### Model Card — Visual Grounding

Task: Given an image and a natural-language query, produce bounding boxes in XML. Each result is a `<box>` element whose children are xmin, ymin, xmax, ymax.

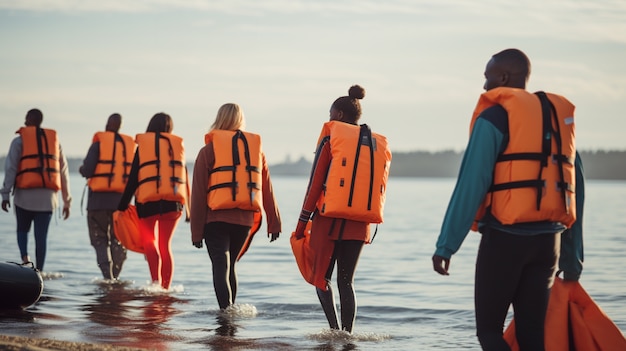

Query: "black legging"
<box><xmin>204</xmin><ymin>221</ymin><xmax>250</xmax><ymax>310</ymax></box>
<box><xmin>316</xmin><ymin>239</ymin><xmax>364</xmax><ymax>333</ymax></box>
<box><xmin>475</xmin><ymin>228</ymin><xmax>559</xmax><ymax>351</ymax></box>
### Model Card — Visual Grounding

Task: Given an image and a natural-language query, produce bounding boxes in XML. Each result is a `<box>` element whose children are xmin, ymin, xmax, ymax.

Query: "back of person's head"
<box><xmin>25</xmin><ymin>108</ymin><xmax>43</xmax><ymax>127</ymax></box>
<box><xmin>332</xmin><ymin>85</ymin><xmax>366</xmax><ymax>124</ymax></box>
<box><xmin>146</xmin><ymin>112</ymin><xmax>173</xmax><ymax>133</ymax></box>
<box><xmin>210</xmin><ymin>103</ymin><xmax>245</xmax><ymax>131</ymax></box>
<box><xmin>492</xmin><ymin>48</ymin><xmax>531</xmax><ymax>85</ymax></box>
<box><xmin>106</xmin><ymin>113</ymin><xmax>122</xmax><ymax>133</ymax></box>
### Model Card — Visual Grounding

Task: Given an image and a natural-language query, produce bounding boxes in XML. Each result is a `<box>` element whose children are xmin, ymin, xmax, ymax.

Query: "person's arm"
<box><xmin>559</xmin><ymin>151</ymin><xmax>584</xmax><ymax>281</ymax></box>
<box><xmin>294</xmin><ymin>140</ymin><xmax>331</xmax><ymax>237</ymax></box>
<box><xmin>261</xmin><ymin>152</ymin><xmax>282</xmax><ymax>239</ymax></box>
<box><xmin>190</xmin><ymin>146</ymin><xmax>210</xmax><ymax>244</ymax></box>
<box><xmin>433</xmin><ymin>106</ymin><xmax>507</xmax><ymax>275</ymax></box>
<box><xmin>434</xmin><ymin>118</ymin><xmax>503</xmax><ymax>259</ymax></box>
<box><xmin>79</xmin><ymin>142</ymin><xmax>100</xmax><ymax>178</ymax></box>
<box><xmin>1</xmin><ymin>137</ymin><xmax>21</xmax><ymax>210</ymax></box>
<box><xmin>58</xmin><ymin>144</ymin><xmax>72</xmax><ymax>219</ymax></box>
<box><xmin>117</xmin><ymin>153</ymin><xmax>139</xmax><ymax>211</ymax></box>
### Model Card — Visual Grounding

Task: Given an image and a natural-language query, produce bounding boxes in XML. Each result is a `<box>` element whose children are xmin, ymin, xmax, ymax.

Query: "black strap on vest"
<box><xmin>36</xmin><ymin>127</ymin><xmax>48</xmax><ymax>185</ymax></box>
<box><xmin>536</xmin><ymin>91</ymin><xmax>571</xmax><ymax>214</ymax></box>
<box><xmin>311</xmin><ymin>136</ymin><xmax>331</xmax><ymax>203</ymax></box>
<box><xmin>137</xmin><ymin>132</ymin><xmax>185</xmax><ymax>193</ymax></box>
<box><xmin>108</xmin><ymin>135</ymin><xmax>117</xmax><ymax>187</ymax></box>
<box><xmin>488</xmin><ymin>92</ymin><xmax>571</xmax><ymax>212</ymax></box>
<box><xmin>137</xmin><ymin>132</ymin><xmax>162</xmax><ymax>192</ymax></box>
<box><xmin>489</xmin><ymin>93</ymin><xmax>551</xmax><ymax>209</ymax></box>
<box><xmin>17</xmin><ymin>127</ymin><xmax>59</xmax><ymax>184</ymax></box>
<box><xmin>347</xmin><ymin>124</ymin><xmax>376</xmax><ymax>210</ymax></box>
<box><xmin>208</xmin><ymin>131</ymin><xmax>260</xmax><ymax>205</ymax></box>
<box><xmin>92</xmin><ymin>133</ymin><xmax>117</xmax><ymax>187</ymax></box>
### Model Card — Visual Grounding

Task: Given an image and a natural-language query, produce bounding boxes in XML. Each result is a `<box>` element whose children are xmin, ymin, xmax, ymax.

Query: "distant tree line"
<box><xmin>266</xmin><ymin>150</ymin><xmax>626</xmax><ymax>180</ymax></box>
<box><xmin>387</xmin><ymin>149</ymin><xmax>626</xmax><ymax>180</ymax></box>
<box><xmin>1</xmin><ymin>149</ymin><xmax>625</xmax><ymax>180</ymax></box>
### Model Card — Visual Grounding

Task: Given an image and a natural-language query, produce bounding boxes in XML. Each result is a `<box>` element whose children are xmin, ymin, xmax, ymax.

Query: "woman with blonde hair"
<box><xmin>190</xmin><ymin>103</ymin><xmax>281</xmax><ymax>310</ymax></box>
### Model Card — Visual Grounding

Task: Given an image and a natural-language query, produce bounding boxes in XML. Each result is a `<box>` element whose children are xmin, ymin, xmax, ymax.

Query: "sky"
<box><xmin>1</xmin><ymin>0</ymin><xmax>625</xmax><ymax>164</ymax></box>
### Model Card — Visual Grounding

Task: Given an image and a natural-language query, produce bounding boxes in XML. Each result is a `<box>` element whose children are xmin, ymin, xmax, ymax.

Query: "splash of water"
<box><xmin>308</xmin><ymin>328</ymin><xmax>392</xmax><ymax>343</ymax></box>
<box><xmin>219</xmin><ymin>303</ymin><xmax>258</xmax><ymax>319</ymax></box>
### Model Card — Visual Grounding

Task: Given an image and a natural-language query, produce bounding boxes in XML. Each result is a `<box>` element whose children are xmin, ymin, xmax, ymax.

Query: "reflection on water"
<box><xmin>81</xmin><ymin>283</ymin><xmax>184</xmax><ymax>351</ymax></box>
<box><xmin>214</xmin><ymin>315</ymin><xmax>238</xmax><ymax>337</ymax></box>
<box><xmin>0</xmin><ymin>308</ymin><xmax>36</xmax><ymax>323</ymax></box>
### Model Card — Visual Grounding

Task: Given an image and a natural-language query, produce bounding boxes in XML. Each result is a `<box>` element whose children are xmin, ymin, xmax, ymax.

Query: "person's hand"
<box><xmin>1</xmin><ymin>200</ymin><xmax>10</xmax><ymax>212</ymax></box>
<box><xmin>432</xmin><ymin>255</ymin><xmax>450</xmax><ymax>275</ymax></box>
<box><xmin>558</xmin><ymin>270</ymin><xmax>580</xmax><ymax>282</ymax></box>
<box><xmin>193</xmin><ymin>241</ymin><xmax>203</xmax><ymax>249</ymax></box>
<box><xmin>294</xmin><ymin>220</ymin><xmax>307</xmax><ymax>239</ymax></box>
<box><xmin>268</xmin><ymin>233</ymin><xmax>279</xmax><ymax>242</ymax></box>
<box><xmin>62</xmin><ymin>206</ymin><xmax>70</xmax><ymax>220</ymax></box>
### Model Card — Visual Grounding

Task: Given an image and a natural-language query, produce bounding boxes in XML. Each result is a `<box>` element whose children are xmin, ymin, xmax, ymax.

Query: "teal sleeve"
<box><xmin>559</xmin><ymin>151</ymin><xmax>585</xmax><ymax>281</ymax></box>
<box><xmin>434</xmin><ymin>118</ymin><xmax>505</xmax><ymax>259</ymax></box>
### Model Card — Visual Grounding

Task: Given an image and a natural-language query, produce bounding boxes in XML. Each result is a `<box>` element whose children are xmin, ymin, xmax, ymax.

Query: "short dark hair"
<box><xmin>492</xmin><ymin>48</ymin><xmax>531</xmax><ymax>81</ymax></box>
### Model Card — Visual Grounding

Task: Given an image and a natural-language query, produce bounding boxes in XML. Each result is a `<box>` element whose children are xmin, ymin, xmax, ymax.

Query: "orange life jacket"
<box><xmin>315</xmin><ymin>121</ymin><xmax>392</xmax><ymax>223</ymax></box>
<box><xmin>135</xmin><ymin>132</ymin><xmax>188</xmax><ymax>204</ymax></box>
<box><xmin>470</xmin><ymin>87</ymin><xmax>576</xmax><ymax>230</ymax></box>
<box><xmin>15</xmin><ymin>126</ymin><xmax>61</xmax><ymax>191</ymax></box>
<box><xmin>88</xmin><ymin>131</ymin><xmax>136</xmax><ymax>193</ymax></box>
<box><xmin>205</xmin><ymin>130</ymin><xmax>263</xmax><ymax>211</ymax></box>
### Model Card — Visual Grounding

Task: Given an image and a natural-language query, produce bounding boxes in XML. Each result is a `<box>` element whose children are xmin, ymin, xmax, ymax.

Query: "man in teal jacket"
<box><xmin>432</xmin><ymin>48</ymin><xmax>584</xmax><ymax>351</ymax></box>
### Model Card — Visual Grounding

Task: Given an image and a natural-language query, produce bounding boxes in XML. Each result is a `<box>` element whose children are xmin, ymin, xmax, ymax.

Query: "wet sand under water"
<box><xmin>0</xmin><ymin>334</ymin><xmax>150</xmax><ymax>351</ymax></box>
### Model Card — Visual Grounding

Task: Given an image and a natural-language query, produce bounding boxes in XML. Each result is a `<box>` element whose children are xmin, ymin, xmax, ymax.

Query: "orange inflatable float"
<box><xmin>290</xmin><ymin>220</ymin><xmax>315</xmax><ymax>285</ymax></box>
<box><xmin>112</xmin><ymin>205</ymin><xmax>143</xmax><ymax>254</ymax></box>
<box><xmin>504</xmin><ymin>276</ymin><xmax>626</xmax><ymax>351</ymax></box>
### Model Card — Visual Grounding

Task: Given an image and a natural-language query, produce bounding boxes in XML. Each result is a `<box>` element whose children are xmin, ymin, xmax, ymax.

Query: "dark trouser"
<box><xmin>87</xmin><ymin>210</ymin><xmax>127</xmax><ymax>279</ymax></box>
<box><xmin>204</xmin><ymin>221</ymin><xmax>250</xmax><ymax>310</ymax></box>
<box><xmin>16</xmin><ymin>206</ymin><xmax>52</xmax><ymax>271</ymax></box>
<box><xmin>475</xmin><ymin>228</ymin><xmax>560</xmax><ymax>351</ymax></box>
<box><xmin>316</xmin><ymin>239</ymin><xmax>364</xmax><ymax>333</ymax></box>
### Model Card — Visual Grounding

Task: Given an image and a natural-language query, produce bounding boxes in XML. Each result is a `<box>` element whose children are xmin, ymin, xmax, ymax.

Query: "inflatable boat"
<box><xmin>0</xmin><ymin>261</ymin><xmax>43</xmax><ymax>309</ymax></box>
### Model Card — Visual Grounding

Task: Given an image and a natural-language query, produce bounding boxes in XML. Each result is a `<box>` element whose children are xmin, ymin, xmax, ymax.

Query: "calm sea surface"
<box><xmin>0</xmin><ymin>174</ymin><xmax>624</xmax><ymax>351</ymax></box>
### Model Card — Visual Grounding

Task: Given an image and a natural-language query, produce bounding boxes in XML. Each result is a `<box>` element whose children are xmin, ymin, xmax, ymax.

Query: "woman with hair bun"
<box><xmin>293</xmin><ymin>85</ymin><xmax>392</xmax><ymax>333</ymax></box>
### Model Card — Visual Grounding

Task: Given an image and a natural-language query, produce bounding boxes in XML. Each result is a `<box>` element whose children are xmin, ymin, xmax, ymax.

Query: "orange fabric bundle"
<box><xmin>290</xmin><ymin>220</ymin><xmax>315</xmax><ymax>285</ymax></box>
<box><xmin>504</xmin><ymin>277</ymin><xmax>626</xmax><ymax>351</ymax></box>
<box><xmin>236</xmin><ymin>211</ymin><xmax>263</xmax><ymax>261</ymax></box>
<box><xmin>112</xmin><ymin>205</ymin><xmax>143</xmax><ymax>253</ymax></box>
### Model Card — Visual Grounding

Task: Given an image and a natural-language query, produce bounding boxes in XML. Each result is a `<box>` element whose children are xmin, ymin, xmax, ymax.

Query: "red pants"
<box><xmin>138</xmin><ymin>211</ymin><xmax>182</xmax><ymax>289</ymax></box>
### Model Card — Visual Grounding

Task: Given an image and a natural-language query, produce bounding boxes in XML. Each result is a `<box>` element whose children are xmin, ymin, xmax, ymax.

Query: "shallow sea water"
<box><xmin>0</xmin><ymin>174</ymin><xmax>624</xmax><ymax>350</ymax></box>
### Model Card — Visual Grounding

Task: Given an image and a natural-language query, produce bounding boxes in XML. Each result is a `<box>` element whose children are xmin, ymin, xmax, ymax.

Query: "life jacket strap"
<box><xmin>314</xmin><ymin>136</ymin><xmax>331</xmax><ymax>198</ymax></box>
<box><xmin>16</xmin><ymin>167</ymin><xmax>59</xmax><ymax>177</ymax></box>
<box><xmin>347</xmin><ymin>124</ymin><xmax>376</xmax><ymax>210</ymax></box>
<box><xmin>553</xmin><ymin>154</ymin><xmax>575</xmax><ymax>165</ymax></box>
<box><xmin>536</xmin><ymin>91</ymin><xmax>570</xmax><ymax>214</ymax></box>
<box><xmin>497</xmin><ymin>152</ymin><xmax>545</xmax><ymax>162</ymax></box>
<box><xmin>490</xmin><ymin>179</ymin><xmax>545</xmax><ymax>192</ymax></box>
<box><xmin>138</xmin><ymin>175</ymin><xmax>161</xmax><ymax>187</ymax></box>
<box><xmin>206</xmin><ymin>131</ymin><xmax>259</xmax><ymax>205</ymax></box>
<box><xmin>208</xmin><ymin>182</ymin><xmax>237</xmax><ymax>192</ymax></box>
